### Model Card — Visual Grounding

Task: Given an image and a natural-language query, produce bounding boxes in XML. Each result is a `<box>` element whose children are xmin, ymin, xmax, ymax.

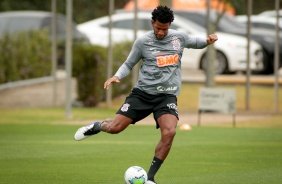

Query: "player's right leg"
<box><xmin>74</xmin><ymin>114</ymin><xmax>132</xmax><ymax>141</ymax></box>
<box><xmin>101</xmin><ymin>115</ymin><xmax>132</xmax><ymax>134</ymax></box>
<box><xmin>74</xmin><ymin>121</ymin><xmax>102</xmax><ymax>141</ymax></box>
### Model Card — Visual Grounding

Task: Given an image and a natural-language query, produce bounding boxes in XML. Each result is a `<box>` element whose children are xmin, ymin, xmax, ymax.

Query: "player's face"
<box><xmin>151</xmin><ymin>20</ymin><xmax>171</xmax><ymax>40</ymax></box>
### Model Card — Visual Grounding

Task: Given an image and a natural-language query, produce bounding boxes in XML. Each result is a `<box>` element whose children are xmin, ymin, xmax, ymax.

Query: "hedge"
<box><xmin>0</xmin><ymin>30</ymin><xmax>51</xmax><ymax>83</ymax></box>
<box><xmin>0</xmin><ymin>30</ymin><xmax>135</xmax><ymax>107</ymax></box>
<box><xmin>72</xmin><ymin>41</ymin><xmax>133</xmax><ymax>107</ymax></box>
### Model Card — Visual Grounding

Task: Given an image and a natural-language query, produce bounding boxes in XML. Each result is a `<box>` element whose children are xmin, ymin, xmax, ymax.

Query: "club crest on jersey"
<box><xmin>121</xmin><ymin>103</ymin><xmax>130</xmax><ymax>112</ymax></box>
<box><xmin>171</xmin><ymin>39</ymin><xmax>181</xmax><ymax>50</ymax></box>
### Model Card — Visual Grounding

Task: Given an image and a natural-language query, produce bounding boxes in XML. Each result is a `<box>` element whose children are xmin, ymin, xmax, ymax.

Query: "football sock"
<box><xmin>147</xmin><ymin>156</ymin><xmax>163</xmax><ymax>181</ymax></box>
<box><xmin>98</xmin><ymin>121</ymin><xmax>105</xmax><ymax>131</ymax></box>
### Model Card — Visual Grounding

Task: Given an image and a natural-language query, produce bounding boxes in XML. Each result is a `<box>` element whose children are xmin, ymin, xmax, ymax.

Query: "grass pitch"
<box><xmin>0</xmin><ymin>123</ymin><xmax>281</xmax><ymax>184</ymax></box>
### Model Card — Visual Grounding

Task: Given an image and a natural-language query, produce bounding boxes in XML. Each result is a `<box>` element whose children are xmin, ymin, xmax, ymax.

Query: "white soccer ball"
<box><xmin>124</xmin><ymin>166</ymin><xmax>148</xmax><ymax>184</ymax></box>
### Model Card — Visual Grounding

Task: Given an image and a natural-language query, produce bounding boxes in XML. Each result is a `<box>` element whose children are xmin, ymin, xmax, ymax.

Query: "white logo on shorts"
<box><xmin>167</xmin><ymin>103</ymin><xmax>178</xmax><ymax>114</ymax></box>
<box><xmin>121</xmin><ymin>103</ymin><xmax>130</xmax><ymax>112</ymax></box>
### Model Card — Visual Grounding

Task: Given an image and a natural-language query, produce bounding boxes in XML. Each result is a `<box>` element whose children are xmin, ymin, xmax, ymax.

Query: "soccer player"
<box><xmin>74</xmin><ymin>5</ymin><xmax>218</xmax><ymax>184</ymax></box>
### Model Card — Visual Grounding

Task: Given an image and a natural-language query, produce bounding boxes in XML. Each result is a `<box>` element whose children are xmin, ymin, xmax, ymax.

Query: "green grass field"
<box><xmin>0</xmin><ymin>120</ymin><xmax>282</xmax><ymax>183</ymax></box>
<box><xmin>0</xmin><ymin>83</ymin><xmax>282</xmax><ymax>183</ymax></box>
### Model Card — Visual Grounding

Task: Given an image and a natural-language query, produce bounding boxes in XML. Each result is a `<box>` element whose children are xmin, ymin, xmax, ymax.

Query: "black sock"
<box><xmin>147</xmin><ymin>156</ymin><xmax>163</xmax><ymax>181</ymax></box>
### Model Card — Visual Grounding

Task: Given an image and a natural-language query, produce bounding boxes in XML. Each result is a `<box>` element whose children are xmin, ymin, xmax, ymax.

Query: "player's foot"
<box><xmin>146</xmin><ymin>180</ymin><xmax>157</xmax><ymax>184</ymax></box>
<box><xmin>74</xmin><ymin>122</ymin><xmax>101</xmax><ymax>141</ymax></box>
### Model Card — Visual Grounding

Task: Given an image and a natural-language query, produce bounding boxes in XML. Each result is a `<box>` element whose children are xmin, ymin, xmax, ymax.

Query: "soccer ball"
<box><xmin>124</xmin><ymin>166</ymin><xmax>148</xmax><ymax>184</ymax></box>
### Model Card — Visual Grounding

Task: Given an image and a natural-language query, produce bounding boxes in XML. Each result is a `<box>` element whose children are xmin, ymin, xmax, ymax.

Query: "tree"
<box><xmin>204</xmin><ymin>0</ymin><xmax>247</xmax><ymax>87</ymax></box>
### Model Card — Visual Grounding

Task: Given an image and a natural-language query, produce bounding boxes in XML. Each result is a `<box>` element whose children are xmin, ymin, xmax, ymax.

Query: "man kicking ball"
<box><xmin>74</xmin><ymin>5</ymin><xmax>218</xmax><ymax>184</ymax></box>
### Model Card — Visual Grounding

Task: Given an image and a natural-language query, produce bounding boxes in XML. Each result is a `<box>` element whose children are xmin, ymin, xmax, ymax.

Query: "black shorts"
<box><xmin>116</xmin><ymin>88</ymin><xmax>179</xmax><ymax>128</ymax></box>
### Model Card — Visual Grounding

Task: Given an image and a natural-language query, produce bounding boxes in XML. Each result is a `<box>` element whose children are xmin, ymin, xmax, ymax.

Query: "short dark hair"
<box><xmin>151</xmin><ymin>5</ymin><xmax>174</xmax><ymax>23</ymax></box>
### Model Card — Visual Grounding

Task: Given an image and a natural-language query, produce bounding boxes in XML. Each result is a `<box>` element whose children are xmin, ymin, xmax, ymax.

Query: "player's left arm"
<box><xmin>181</xmin><ymin>32</ymin><xmax>216</xmax><ymax>49</ymax></box>
<box><xmin>206</xmin><ymin>34</ymin><xmax>218</xmax><ymax>45</ymax></box>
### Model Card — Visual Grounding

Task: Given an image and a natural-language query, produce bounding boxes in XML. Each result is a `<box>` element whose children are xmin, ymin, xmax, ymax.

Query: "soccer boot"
<box><xmin>74</xmin><ymin>122</ymin><xmax>101</xmax><ymax>141</ymax></box>
<box><xmin>146</xmin><ymin>180</ymin><xmax>157</xmax><ymax>184</ymax></box>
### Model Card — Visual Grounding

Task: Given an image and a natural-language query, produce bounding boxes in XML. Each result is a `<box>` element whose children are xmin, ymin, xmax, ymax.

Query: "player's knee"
<box><xmin>161</xmin><ymin>129</ymin><xmax>176</xmax><ymax>149</ymax></box>
<box><xmin>163</xmin><ymin>128</ymin><xmax>176</xmax><ymax>140</ymax></box>
<box><xmin>169</xmin><ymin>129</ymin><xmax>176</xmax><ymax>138</ymax></box>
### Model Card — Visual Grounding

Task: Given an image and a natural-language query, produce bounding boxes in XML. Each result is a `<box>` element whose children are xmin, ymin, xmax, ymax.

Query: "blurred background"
<box><xmin>0</xmin><ymin>0</ymin><xmax>281</xmax><ymax>117</ymax></box>
<box><xmin>0</xmin><ymin>0</ymin><xmax>279</xmax><ymax>23</ymax></box>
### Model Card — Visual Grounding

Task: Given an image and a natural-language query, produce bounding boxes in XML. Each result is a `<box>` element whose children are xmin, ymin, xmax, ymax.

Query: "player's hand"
<box><xmin>104</xmin><ymin>76</ymin><xmax>120</xmax><ymax>89</ymax></box>
<box><xmin>206</xmin><ymin>34</ymin><xmax>218</xmax><ymax>45</ymax></box>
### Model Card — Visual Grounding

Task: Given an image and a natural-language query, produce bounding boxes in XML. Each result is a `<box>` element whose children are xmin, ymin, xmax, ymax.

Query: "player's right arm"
<box><xmin>104</xmin><ymin>37</ymin><xmax>143</xmax><ymax>90</ymax></box>
<box><xmin>104</xmin><ymin>76</ymin><xmax>120</xmax><ymax>89</ymax></box>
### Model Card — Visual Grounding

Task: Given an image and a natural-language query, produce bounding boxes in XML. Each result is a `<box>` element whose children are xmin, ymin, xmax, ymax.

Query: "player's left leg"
<box><xmin>147</xmin><ymin>114</ymin><xmax>178</xmax><ymax>183</ymax></box>
<box><xmin>155</xmin><ymin>114</ymin><xmax>178</xmax><ymax>160</ymax></box>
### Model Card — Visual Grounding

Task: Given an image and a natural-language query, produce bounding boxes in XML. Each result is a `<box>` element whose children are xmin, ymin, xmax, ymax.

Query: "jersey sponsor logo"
<box><xmin>157</xmin><ymin>86</ymin><xmax>178</xmax><ymax>92</ymax></box>
<box><xmin>156</xmin><ymin>54</ymin><xmax>179</xmax><ymax>67</ymax></box>
<box><xmin>121</xmin><ymin>103</ymin><xmax>130</xmax><ymax>112</ymax></box>
<box><xmin>167</xmin><ymin>103</ymin><xmax>178</xmax><ymax>114</ymax></box>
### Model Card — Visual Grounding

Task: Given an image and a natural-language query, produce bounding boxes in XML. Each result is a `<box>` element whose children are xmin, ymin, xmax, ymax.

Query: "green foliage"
<box><xmin>0</xmin><ymin>30</ymin><xmax>51</xmax><ymax>83</ymax></box>
<box><xmin>72</xmin><ymin>41</ymin><xmax>133</xmax><ymax>107</ymax></box>
<box><xmin>111</xmin><ymin>41</ymin><xmax>134</xmax><ymax>98</ymax></box>
<box><xmin>73</xmin><ymin>44</ymin><xmax>107</xmax><ymax>107</ymax></box>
